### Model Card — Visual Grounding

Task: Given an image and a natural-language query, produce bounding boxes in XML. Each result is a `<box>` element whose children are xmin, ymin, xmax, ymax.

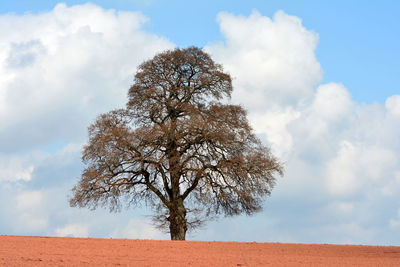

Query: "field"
<box><xmin>0</xmin><ymin>235</ymin><xmax>399</xmax><ymax>266</ymax></box>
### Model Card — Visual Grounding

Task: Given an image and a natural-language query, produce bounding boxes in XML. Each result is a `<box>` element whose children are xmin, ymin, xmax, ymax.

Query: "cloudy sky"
<box><xmin>1</xmin><ymin>0</ymin><xmax>399</xmax><ymax>245</ymax></box>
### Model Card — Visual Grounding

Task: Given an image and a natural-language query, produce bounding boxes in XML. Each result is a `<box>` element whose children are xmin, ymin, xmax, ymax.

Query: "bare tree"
<box><xmin>70</xmin><ymin>47</ymin><xmax>283</xmax><ymax>240</ymax></box>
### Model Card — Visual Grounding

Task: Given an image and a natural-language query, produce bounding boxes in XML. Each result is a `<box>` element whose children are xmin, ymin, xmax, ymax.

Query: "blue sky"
<box><xmin>0</xmin><ymin>1</ymin><xmax>400</xmax><ymax>244</ymax></box>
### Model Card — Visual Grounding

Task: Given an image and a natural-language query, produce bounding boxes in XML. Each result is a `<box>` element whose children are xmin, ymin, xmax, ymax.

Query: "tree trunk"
<box><xmin>169</xmin><ymin>199</ymin><xmax>187</xmax><ymax>240</ymax></box>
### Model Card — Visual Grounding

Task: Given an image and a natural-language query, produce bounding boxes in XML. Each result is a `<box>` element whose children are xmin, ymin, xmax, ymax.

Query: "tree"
<box><xmin>70</xmin><ymin>47</ymin><xmax>283</xmax><ymax>240</ymax></box>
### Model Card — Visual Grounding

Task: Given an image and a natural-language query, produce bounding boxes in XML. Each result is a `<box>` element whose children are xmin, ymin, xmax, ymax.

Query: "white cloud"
<box><xmin>249</xmin><ymin>107</ymin><xmax>300</xmax><ymax>158</ymax></box>
<box><xmin>0</xmin><ymin>151</ymin><xmax>48</xmax><ymax>182</ymax></box>
<box><xmin>0</xmin><ymin>3</ymin><xmax>173</xmax><ymax>153</ymax></box>
<box><xmin>318</xmin><ymin>223</ymin><xmax>378</xmax><ymax>244</ymax></box>
<box><xmin>385</xmin><ymin>95</ymin><xmax>400</xmax><ymax>116</ymax></box>
<box><xmin>206</xmin><ymin>10</ymin><xmax>322</xmax><ymax>109</ymax></box>
<box><xmin>0</xmin><ymin>142</ymin><xmax>81</xmax><ymax>183</ymax></box>
<box><xmin>205</xmin><ymin>10</ymin><xmax>400</xmax><ymax>244</ymax></box>
<box><xmin>13</xmin><ymin>191</ymin><xmax>48</xmax><ymax>232</ymax></box>
<box><xmin>0</xmin><ymin>2</ymin><xmax>173</xmax><ymax>238</ymax></box>
<box><xmin>208</xmin><ymin>8</ymin><xmax>400</xmax><ymax>205</ymax></box>
<box><xmin>16</xmin><ymin>190</ymin><xmax>42</xmax><ymax>210</ymax></box>
<box><xmin>110</xmin><ymin>218</ymin><xmax>168</xmax><ymax>240</ymax></box>
<box><xmin>55</xmin><ymin>223</ymin><xmax>89</xmax><ymax>237</ymax></box>
<box><xmin>311</xmin><ymin>83</ymin><xmax>353</xmax><ymax>121</ymax></box>
<box><xmin>0</xmin><ymin>156</ymin><xmax>34</xmax><ymax>182</ymax></box>
<box><xmin>325</xmin><ymin>141</ymin><xmax>359</xmax><ymax>196</ymax></box>
<box><xmin>326</xmin><ymin>141</ymin><xmax>397</xmax><ymax>196</ymax></box>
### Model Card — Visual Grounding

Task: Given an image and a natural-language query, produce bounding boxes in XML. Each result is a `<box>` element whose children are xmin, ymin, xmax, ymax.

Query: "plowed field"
<box><xmin>0</xmin><ymin>235</ymin><xmax>399</xmax><ymax>266</ymax></box>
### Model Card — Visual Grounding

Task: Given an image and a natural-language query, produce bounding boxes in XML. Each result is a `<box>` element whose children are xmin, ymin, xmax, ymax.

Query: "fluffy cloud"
<box><xmin>204</xmin><ymin>10</ymin><xmax>400</xmax><ymax>245</ymax></box>
<box><xmin>0</xmin><ymin>3</ymin><xmax>173</xmax><ymax>153</ymax></box>
<box><xmin>55</xmin><ymin>223</ymin><xmax>89</xmax><ymax>237</ymax></box>
<box><xmin>385</xmin><ymin>95</ymin><xmax>400</xmax><ymax>116</ymax></box>
<box><xmin>10</xmin><ymin>190</ymin><xmax>49</xmax><ymax>232</ymax></box>
<box><xmin>0</xmin><ymin>155</ymin><xmax>35</xmax><ymax>182</ymax></box>
<box><xmin>206</xmin><ymin>10</ymin><xmax>322</xmax><ymax>109</ymax></box>
<box><xmin>0</xmin><ymin>3</ymin><xmax>173</xmax><ymax>237</ymax></box>
<box><xmin>249</xmin><ymin>107</ymin><xmax>300</xmax><ymax>158</ymax></box>
<box><xmin>312</xmin><ymin>83</ymin><xmax>353</xmax><ymax>119</ymax></box>
<box><xmin>326</xmin><ymin>141</ymin><xmax>397</xmax><ymax>196</ymax></box>
<box><xmin>110</xmin><ymin>218</ymin><xmax>168</xmax><ymax>240</ymax></box>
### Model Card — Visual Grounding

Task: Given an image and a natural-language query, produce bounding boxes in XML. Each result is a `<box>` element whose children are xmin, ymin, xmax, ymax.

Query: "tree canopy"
<box><xmin>70</xmin><ymin>47</ymin><xmax>283</xmax><ymax>240</ymax></box>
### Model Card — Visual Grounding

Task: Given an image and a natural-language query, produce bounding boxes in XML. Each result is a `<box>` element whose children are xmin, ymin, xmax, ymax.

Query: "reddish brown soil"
<box><xmin>0</xmin><ymin>235</ymin><xmax>399</xmax><ymax>266</ymax></box>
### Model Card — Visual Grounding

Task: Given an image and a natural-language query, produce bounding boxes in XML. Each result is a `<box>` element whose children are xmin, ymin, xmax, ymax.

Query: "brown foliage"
<box><xmin>70</xmin><ymin>47</ymin><xmax>283</xmax><ymax>240</ymax></box>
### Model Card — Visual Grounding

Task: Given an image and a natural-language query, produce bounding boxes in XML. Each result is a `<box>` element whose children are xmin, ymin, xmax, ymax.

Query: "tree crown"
<box><xmin>70</xmin><ymin>47</ymin><xmax>283</xmax><ymax>238</ymax></box>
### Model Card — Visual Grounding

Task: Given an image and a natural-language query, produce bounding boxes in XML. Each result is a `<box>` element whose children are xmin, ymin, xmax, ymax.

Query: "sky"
<box><xmin>0</xmin><ymin>0</ymin><xmax>399</xmax><ymax>245</ymax></box>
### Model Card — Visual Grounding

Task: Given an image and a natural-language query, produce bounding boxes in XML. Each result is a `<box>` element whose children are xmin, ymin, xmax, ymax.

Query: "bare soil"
<box><xmin>0</xmin><ymin>235</ymin><xmax>399</xmax><ymax>266</ymax></box>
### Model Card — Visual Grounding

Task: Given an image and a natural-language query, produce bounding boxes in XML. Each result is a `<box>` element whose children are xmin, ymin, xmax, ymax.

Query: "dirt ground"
<box><xmin>0</xmin><ymin>235</ymin><xmax>399</xmax><ymax>266</ymax></box>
